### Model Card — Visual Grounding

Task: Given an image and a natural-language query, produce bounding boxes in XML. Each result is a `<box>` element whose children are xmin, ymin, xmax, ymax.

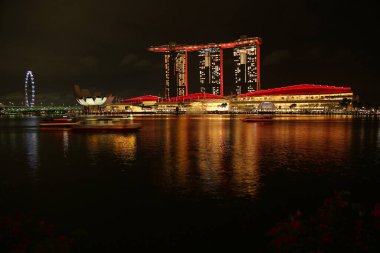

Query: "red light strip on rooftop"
<box><xmin>120</xmin><ymin>95</ymin><xmax>161</xmax><ymax>103</ymax></box>
<box><xmin>148</xmin><ymin>37</ymin><xmax>262</xmax><ymax>52</ymax></box>
<box><xmin>239</xmin><ymin>84</ymin><xmax>352</xmax><ymax>97</ymax></box>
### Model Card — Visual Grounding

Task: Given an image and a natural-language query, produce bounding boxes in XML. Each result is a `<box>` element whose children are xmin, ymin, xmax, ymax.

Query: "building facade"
<box><xmin>230</xmin><ymin>84</ymin><xmax>354</xmax><ymax>112</ymax></box>
<box><xmin>104</xmin><ymin>84</ymin><xmax>354</xmax><ymax>114</ymax></box>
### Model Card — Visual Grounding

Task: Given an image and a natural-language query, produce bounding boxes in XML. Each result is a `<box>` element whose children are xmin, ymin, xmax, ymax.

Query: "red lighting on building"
<box><xmin>239</xmin><ymin>84</ymin><xmax>352</xmax><ymax>97</ymax></box>
<box><xmin>120</xmin><ymin>95</ymin><xmax>161</xmax><ymax>103</ymax></box>
<box><xmin>147</xmin><ymin>38</ymin><xmax>262</xmax><ymax>52</ymax></box>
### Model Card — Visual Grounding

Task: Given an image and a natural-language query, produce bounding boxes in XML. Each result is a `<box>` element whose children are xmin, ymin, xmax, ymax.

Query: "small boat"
<box><xmin>39</xmin><ymin>117</ymin><xmax>80</xmax><ymax>127</ymax></box>
<box><xmin>71</xmin><ymin>118</ymin><xmax>141</xmax><ymax>132</ymax></box>
<box><xmin>241</xmin><ymin>116</ymin><xmax>274</xmax><ymax>122</ymax></box>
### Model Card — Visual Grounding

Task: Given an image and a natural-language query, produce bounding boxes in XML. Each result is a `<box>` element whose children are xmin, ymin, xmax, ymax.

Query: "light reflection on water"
<box><xmin>378</xmin><ymin>124</ymin><xmax>380</xmax><ymax>149</ymax></box>
<box><xmin>259</xmin><ymin>119</ymin><xmax>353</xmax><ymax>173</ymax></box>
<box><xmin>158</xmin><ymin>117</ymin><xmax>258</xmax><ymax>198</ymax></box>
<box><xmin>63</xmin><ymin>130</ymin><xmax>69</xmax><ymax>157</ymax></box>
<box><xmin>1</xmin><ymin>115</ymin><xmax>380</xmax><ymax>251</ymax></box>
<box><xmin>112</xmin><ymin>134</ymin><xmax>137</xmax><ymax>164</ymax></box>
<box><xmin>25</xmin><ymin>130</ymin><xmax>39</xmax><ymax>174</ymax></box>
<box><xmin>84</xmin><ymin>133</ymin><xmax>137</xmax><ymax>166</ymax></box>
<box><xmin>0</xmin><ymin>115</ymin><xmax>379</xmax><ymax>200</ymax></box>
<box><xmin>230</xmin><ymin>120</ymin><xmax>260</xmax><ymax>198</ymax></box>
<box><xmin>144</xmin><ymin>115</ymin><xmax>363</xmax><ymax>198</ymax></box>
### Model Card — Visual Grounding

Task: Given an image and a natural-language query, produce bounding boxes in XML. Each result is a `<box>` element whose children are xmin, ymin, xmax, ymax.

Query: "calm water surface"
<box><xmin>0</xmin><ymin>115</ymin><xmax>379</xmax><ymax>250</ymax></box>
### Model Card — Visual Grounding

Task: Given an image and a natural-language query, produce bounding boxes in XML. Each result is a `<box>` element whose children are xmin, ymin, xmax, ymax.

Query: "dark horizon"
<box><xmin>1</xmin><ymin>0</ymin><xmax>379</xmax><ymax>106</ymax></box>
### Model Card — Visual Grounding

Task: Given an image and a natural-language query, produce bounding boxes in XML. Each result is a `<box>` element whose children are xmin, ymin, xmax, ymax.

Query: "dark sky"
<box><xmin>1</xmin><ymin>0</ymin><xmax>379</xmax><ymax>106</ymax></box>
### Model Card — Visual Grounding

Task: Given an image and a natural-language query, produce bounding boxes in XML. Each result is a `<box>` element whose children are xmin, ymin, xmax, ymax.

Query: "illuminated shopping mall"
<box><xmin>104</xmin><ymin>84</ymin><xmax>354</xmax><ymax>113</ymax></box>
<box><xmin>230</xmin><ymin>84</ymin><xmax>354</xmax><ymax>112</ymax></box>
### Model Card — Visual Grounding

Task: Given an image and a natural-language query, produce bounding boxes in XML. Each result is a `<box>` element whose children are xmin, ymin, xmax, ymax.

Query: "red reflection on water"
<box><xmin>153</xmin><ymin>115</ymin><xmax>354</xmax><ymax>198</ymax></box>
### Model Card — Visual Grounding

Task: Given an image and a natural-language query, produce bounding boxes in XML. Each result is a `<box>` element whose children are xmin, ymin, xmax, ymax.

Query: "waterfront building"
<box><xmin>102</xmin><ymin>84</ymin><xmax>354</xmax><ymax>114</ymax></box>
<box><xmin>199</xmin><ymin>48</ymin><xmax>222</xmax><ymax>95</ymax></box>
<box><xmin>105</xmin><ymin>95</ymin><xmax>160</xmax><ymax>113</ymax></box>
<box><xmin>146</xmin><ymin>37</ymin><xmax>357</xmax><ymax>113</ymax></box>
<box><xmin>156</xmin><ymin>93</ymin><xmax>228</xmax><ymax>113</ymax></box>
<box><xmin>148</xmin><ymin>36</ymin><xmax>262</xmax><ymax>98</ymax></box>
<box><xmin>73</xmin><ymin>85</ymin><xmax>114</xmax><ymax>112</ymax></box>
<box><xmin>231</xmin><ymin>84</ymin><xmax>354</xmax><ymax>112</ymax></box>
<box><xmin>233</xmin><ymin>44</ymin><xmax>259</xmax><ymax>94</ymax></box>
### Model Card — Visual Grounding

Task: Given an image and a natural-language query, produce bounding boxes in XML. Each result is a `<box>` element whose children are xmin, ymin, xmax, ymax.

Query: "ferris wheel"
<box><xmin>24</xmin><ymin>71</ymin><xmax>35</xmax><ymax>107</ymax></box>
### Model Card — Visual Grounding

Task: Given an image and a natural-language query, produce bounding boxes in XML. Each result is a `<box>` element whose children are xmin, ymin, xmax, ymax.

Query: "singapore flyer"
<box><xmin>24</xmin><ymin>70</ymin><xmax>36</xmax><ymax>107</ymax></box>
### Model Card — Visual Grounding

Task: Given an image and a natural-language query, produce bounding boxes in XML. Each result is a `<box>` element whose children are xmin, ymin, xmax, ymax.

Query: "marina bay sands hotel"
<box><xmin>76</xmin><ymin>36</ymin><xmax>354</xmax><ymax>113</ymax></box>
<box><xmin>148</xmin><ymin>36</ymin><xmax>261</xmax><ymax>98</ymax></box>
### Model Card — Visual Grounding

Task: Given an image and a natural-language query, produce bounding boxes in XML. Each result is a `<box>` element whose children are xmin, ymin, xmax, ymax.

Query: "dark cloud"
<box><xmin>119</xmin><ymin>53</ymin><xmax>152</xmax><ymax>69</ymax></box>
<box><xmin>80</xmin><ymin>56</ymin><xmax>99</xmax><ymax>69</ymax></box>
<box><xmin>0</xmin><ymin>0</ymin><xmax>379</xmax><ymax>105</ymax></box>
<box><xmin>263</xmin><ymin>50</ymin><xmax>292</xmax><ymax>66</ymax></box>
<box><xmin>119</xmin><ymin>54</ymin><xmax>139</xmax><ymax>67</ymax></box>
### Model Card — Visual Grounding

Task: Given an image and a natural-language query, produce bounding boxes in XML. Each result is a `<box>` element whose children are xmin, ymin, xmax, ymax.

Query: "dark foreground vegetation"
<box><xmin>268</xmin><ymin>191</ymin><xmax>380</xmax><ymax>252</ymax></box>
<box><xmin>2</xmin><ymin>187</ymin><xmax>380</xmax><ymax>252</ymax></box>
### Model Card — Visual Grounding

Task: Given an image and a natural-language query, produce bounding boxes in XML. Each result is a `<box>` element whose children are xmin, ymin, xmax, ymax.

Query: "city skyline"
<box><xmin>0</xmin><ymin>0</ymin><xmax>379</xmax><ymax>106</ymax></box>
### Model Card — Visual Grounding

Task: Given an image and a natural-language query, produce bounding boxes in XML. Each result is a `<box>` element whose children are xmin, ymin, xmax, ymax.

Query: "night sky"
<box><xmin>0</xmin><ymin>0</ymin><xmax>379</xmax><ymax>106</ymax></box>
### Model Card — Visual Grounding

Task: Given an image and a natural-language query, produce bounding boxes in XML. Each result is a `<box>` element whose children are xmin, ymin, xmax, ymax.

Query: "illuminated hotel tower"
<box><xmin>199</xmin><ymin>48</ymin><xmax>221</xmax><ymax>95</ymax></box>
<box><xmin>164</xmin><ymin>51</ymin><xmax>188</xmax><ymax>99</ymax></box>
<box><xmin>233</xmin><ymin>44</ymin><xmax>259</xmax><ymax>94</ymax></box>
<box><xmin>149</xmin><ymin>36</ymin><xmax>261</xmax><ymax>98</ymax></box>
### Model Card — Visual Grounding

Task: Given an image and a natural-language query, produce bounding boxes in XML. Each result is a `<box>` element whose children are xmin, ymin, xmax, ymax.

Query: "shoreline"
<box><xmin>1</xmin><ymin>110</ymin><xmax>380</xmax><ymax>117</ymax></box>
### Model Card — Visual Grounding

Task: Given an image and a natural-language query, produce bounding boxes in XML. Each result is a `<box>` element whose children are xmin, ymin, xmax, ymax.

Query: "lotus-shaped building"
<box><xmin>73</xmin><ymin>85</ymin><xmax>114</xmax><ymax>106</ymax></box>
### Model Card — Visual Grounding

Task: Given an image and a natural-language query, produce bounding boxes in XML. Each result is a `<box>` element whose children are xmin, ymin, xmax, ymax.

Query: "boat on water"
<box><xmin>39</xmin><ymin>117</ymin><xmax>80</xmax><ymax>127</ymax></box>
<box><xmin>241</xmin><ymin>116</ymin><xmax>274</xmax><ymax>122</ymax></box>
<box><xmin>71</xmin><ymin>117</ymin><xmax>141</xmax><ymax>132</ymax></box>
